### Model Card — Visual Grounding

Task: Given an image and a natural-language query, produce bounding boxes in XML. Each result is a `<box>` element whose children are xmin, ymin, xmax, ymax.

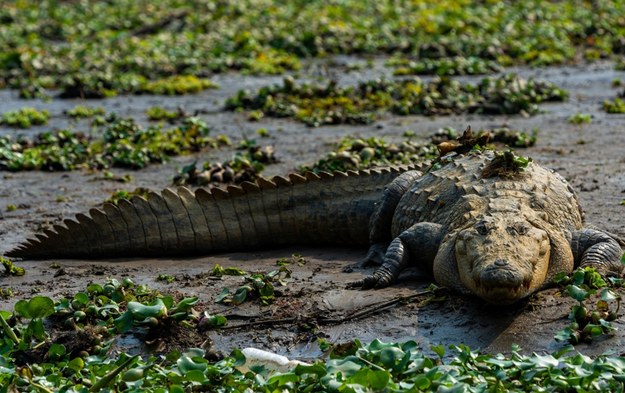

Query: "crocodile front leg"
<box><xmin>571</xmin><ymin>228</ymin><xmax>624</xmax><ymax>276</ymax></box>
<box><xmin>351</xmin><ymin>222</ymin><xmax>444</xmax><ymax>288</ymax></box>
<box><xmin>358</xmin><ymin>170</ymin><xmax>423</xmax><ymax>268</ymax></box>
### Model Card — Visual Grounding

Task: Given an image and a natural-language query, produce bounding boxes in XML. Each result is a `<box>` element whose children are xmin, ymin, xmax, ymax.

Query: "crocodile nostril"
<box><xmin>494</xmin><ymin>259</ymin><xmax>508</xmax><ymax>266</ymax></box>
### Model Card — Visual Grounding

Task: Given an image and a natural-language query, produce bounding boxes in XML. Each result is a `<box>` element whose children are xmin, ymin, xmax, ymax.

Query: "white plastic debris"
<box><xmin>237</xmin><ymin>347</ymin><xmax>310</xmax><ymax>374</ymax></box>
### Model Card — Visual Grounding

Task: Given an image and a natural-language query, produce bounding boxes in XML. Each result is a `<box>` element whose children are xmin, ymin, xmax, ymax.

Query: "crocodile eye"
<box><xmin>476</xmin><ymin>222</ymin><xmax>488</xmax><ymax>235</ymax></box>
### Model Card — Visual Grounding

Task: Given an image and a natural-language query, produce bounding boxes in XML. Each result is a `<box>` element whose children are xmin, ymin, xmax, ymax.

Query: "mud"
<box><xmin>1</xmin><ymin>59</ymin><xmax>624</xmax><ymax>360</ymax></box>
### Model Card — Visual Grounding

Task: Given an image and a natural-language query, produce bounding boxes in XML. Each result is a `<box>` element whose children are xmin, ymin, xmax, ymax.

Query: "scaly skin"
<box><xmin>354</xmin><ymin>151</ymin><xmax>623</xmax><ymax>304</ymax></box>
<box><xmin>7</xmin><ymin>152</ymin><xmax>623</xmax><ymax>304</ymax></box>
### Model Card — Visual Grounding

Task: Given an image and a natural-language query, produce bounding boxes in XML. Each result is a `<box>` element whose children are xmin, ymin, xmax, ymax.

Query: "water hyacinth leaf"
<box><xmin>267</xmin><ymin>373</ymin><xmax>300</xmax><ymax>386</ymax></box>
<box><xmin>568</xmin><ymin>285</ymin><xmax>589</xmax><ymax>302</ymax></box>
<box><xmin>87</xmin><ymin>283</ymin><xmax>102</xmax><ymax>295</ymax></box>
<box><xmin>233</xmin><ymin>286</ymin><xmax>251</xmax><ymax>305</ymax></box>
<box><xmin>161</xmin><ymin>296</ymin><xmax>175</xmax><ymax>309</ymax></box>
<box><xmin>327</xmin><ymin>358</ymin><xmax>363</xmax><ymax>377</ymax></box>
<box><xmin>177</xmin><ymin>354</ymin><xmax>208</xmax><ymax>374</ymax></box>
<box><xmin>572</xmin><ymin>269</ymin><xmax>586</xmax><ymax>286</ymax></box>
<box><xmin>185</xmin><ymin>369</ymin><xmax>207</xmax><ymax>383</ymax></box>
<box><xmin>348</xmin><ymin>368</ymin><xmax>391</xmax><ymax>390</ymax></box>
<box><xmin>214</xmin><ymin>288</ymin><xmax>230</xmax><ymax>304</ymax></box>
<box><xmin>28</xmin><ymin>318</ymin><xmax>47</xmax><ymax>341</ymax></box>
<box><xmin>169</xmin><ymin>297</ymin><xmax>198</xmax><ymax>314</ymax></box>
<box><xmin>601</xmin><ymin>288</ymin><xmax>619</xmax><ymax>302</ymax></box>
<box><xmin>431</xmin><ymin>344</ymin><xmax>445</xmax><ymax>358</ymax></box>
<box><xmin>114</xmin><ymin>311</ymin><xmax>135</xmax><ymax>333</ymax></box>
<box><xmin>206</xmin><ymin>314</ymin><xmax>227</xmax><ymax>327</ymax></box>
<box><xmin>413</xmin><ymin>374</ymin><xmax>432</xmax><ymax>390</ymax></box>
<box><xmin>27</xmin><ymin>296</ymin><xmax>55</xmax><ymax>319</ymax></box>
<box><xmin>14</xmin><ymin>299</ymin><xmax>30</xmax><ymax>318</ymax></box>
<box><xmin>378</xmin><ymin>346</ymin><xmax>406</xmax><ymax>369</ymax></box>
<box><xmin>231</xmin><ymin>348</ymin><xmax>246</xmax><ymax>366</ymax></box>
<box><xmin>294</xmin><ymin>363</ymin><xmax>327</xmax><ymax>377</ymax></box>
<box><xmin>48</xmin><ymin>343</ymin><xmax>66</xmax><ymax>359</ymax></box>
<box><xmin>127</xmin><ymin>298</ymin><xmax>167</xmax><ymax>320</ymax></box>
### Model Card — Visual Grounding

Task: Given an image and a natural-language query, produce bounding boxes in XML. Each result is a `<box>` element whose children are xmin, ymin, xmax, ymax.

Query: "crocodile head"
<box><xmin>454</xmin><ymin>215</ymin><xmax>551</xmax><ymax>304</ymax></box>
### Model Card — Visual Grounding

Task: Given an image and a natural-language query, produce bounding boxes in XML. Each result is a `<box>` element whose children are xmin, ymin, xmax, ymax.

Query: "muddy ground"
<box><xmin>0</xmin><ymin>59</ymin><xmax>624</xmax><ymax>360</ymax></box>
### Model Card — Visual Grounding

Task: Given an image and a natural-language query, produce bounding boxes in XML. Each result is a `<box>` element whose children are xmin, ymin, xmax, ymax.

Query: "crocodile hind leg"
<box><xmin>350</xmin><ymin>222</ymin><xmax>444</xmax><ymax>288</ymax></box>
<box><xmin>353</xmin><ymin>170</ymin><xmax>423</xmax><ymax>269</ymax></box>
<box><xmin>571</xmin><ymin>228</ymin><xmax>624</xmax><ymax>276</ymax></box>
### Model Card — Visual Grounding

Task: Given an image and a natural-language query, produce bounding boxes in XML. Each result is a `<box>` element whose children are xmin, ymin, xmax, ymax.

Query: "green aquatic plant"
<box><xmin>227</xmin><ymin>74</ymin><xmax>567</xmax><ymax>126</ymax></box>
<box><xmin>66</xmin><ymin>105</ymin><xmax>105</xmax><ymax>118</ymax></box>
<box><xmin>391</xmin><ymin>56</ymin><xmax>502</xmax><ymax>76</ymax></box>
<box><xmin>0</xmin><ymin>117</ymin><xmax>222</xmax><ymax>171</ymax></box>
<box><xmin>1</xmin><ymin>107</ymin><xmax>49</xmax><ymax>128</ymax></box>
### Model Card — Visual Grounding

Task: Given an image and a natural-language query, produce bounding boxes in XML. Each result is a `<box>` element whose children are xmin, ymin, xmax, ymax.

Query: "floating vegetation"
<box><xmin>174</xmin><ymin>139</ymin><xmax>277</xmax><ymax>186</ymax></box>
<box><xmin>554</xmin><ymin>267</ymin><xmax>622</xmax><ymax>344</ymax></box>
<box><xmin>391</xmin><ymin>56</ymin><xmax>502</xmax><ymax>76</ymax></box>
<box><xmin>303</xmin><ymin>126</ymin><xmax>537</xmax><ymax>173</ymax></box>
<box><xmin>65</xmin><ymin>105</ymin><xmax>105</xmax><ymax>119</ymax></box>
<box><xmin>2</xmin><ymin>0</ymin><xmax>625</xmax><ymax>98</ymax></box>
<box><xmin>568</xmin><ymin>113</ymin><xmax>592</xmax><ymax>124</ymax></box>
<box><xmin>603</xmin><ymin>97</ymin><xmax>625</xmax><ymax>113</ymax></box>
<box><xmin>1</xmin><ymin>256</ymin><xmax>25</xmax><ymax>276</ymax></box>
<box><xmin>145</xmin><ymin>106</ymin><xmax>186</xmax><ymax>122</ymax></box>
<box><xmin>0</xmin><ymin>117</ymin><xmax>225</xmax><ymax>171</ymax></box>
<box><xmin>59</xmin><ymin>73</ymin><xmax>218</xmax><ymax>98</ymax></box>
<box><xmin>214</xmin><ymin>267</ymin><xmax>291</xmax><ymax>306</ymax></box>
<box><xmin>1</xmin><ymin>107</ymin><xmax>49</xmax><ymax>128</ymax></box>
<box><xmin>226</xmin><ymin>74</ymin><xmax>567</xmax><ymax>126</ymax></box>
<box><xmin>139</xmin><ymin>75</ymin><xmax>218</xmax><ymax>95</ymax></box>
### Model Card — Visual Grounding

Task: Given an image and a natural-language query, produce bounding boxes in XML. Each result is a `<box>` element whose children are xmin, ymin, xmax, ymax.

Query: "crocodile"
<box><xmin>7</xmin><ymin>151</ymin><xmax>623</xmax><ymax>304</ymax></box>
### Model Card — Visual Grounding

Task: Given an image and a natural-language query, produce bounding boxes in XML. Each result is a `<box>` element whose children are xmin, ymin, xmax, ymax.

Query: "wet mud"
<box><xmin>1</xmin><ymin>59</ymin><xmax>624</xmax><ymax>359</ymax></box>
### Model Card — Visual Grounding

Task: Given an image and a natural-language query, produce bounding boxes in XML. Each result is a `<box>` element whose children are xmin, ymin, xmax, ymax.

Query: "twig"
<box><xmin>216</xmin><ymin>289</ymin><xmax>434</xmax><ymax>331</ymax></box>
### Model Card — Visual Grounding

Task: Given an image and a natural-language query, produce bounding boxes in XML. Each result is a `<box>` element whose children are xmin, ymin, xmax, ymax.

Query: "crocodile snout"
<box><xmin>479</xmin><ymin>262</ymin><xmax>524</xmax><ymax>289</ymax></box>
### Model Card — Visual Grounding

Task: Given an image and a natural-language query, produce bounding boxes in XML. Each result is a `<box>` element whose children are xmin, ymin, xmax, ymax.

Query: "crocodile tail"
<box><xmin>7</xmin><ymin>166</ymin><xmax>420</xmax><ymax>259</ymax></box>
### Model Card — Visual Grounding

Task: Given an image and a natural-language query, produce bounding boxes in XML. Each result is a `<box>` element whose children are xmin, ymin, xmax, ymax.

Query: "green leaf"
<box><xmin>206</xmin><ymin>314</ymin><xmax>227</xmax><ymax>327</ymax></box>
<box><xmin>48</xmin><ymin>343</ymin><xmax>66</xmax><ymax>359</ymax></box>
<box><xmin>73</xmin><ymin>292</ymin><xmax>89</xmax><ymax>305</ymax></box>
<box><xmin>572</xmin><ymin>269</ymin><xmax>586</xmax><ymax>286</ymax></box>
<box><xmin>27</xmin><ymin>296</ymin><xmax>55</xmax><ymax>319</ymax></box>
<box><xmin>378</xmin><ymin>347</ymin><xmax>405</xmax><ymax>369</ymax></box>
<box><xmin>413</xmin><ymin>374</ymin><xmax>432</xmax><ymax>390</ymax></box>
<box><xmin>114</xmin><ymin>311</ymin><xmax>135</xmax><ymax>333</ymax></box>
<box><xmin>68</xmin><ymin>357</ymin><xmax>85</xmax><ymax>372</ymax></box>
<box><xmin>431</xmin><ymin>344</ymin><xmax>445</xmax><ymax>358</ymax></box>
<box><xmin>294</xmin><ymin>363</ymin><xmax>327</xmax><ymax>377</ymax></box>
<box><xmin>185</xmin><ymin>369</ymin><xmax>207</xmax><ymax>383</ymax></box>
<box><xmin>177</xmin><ymin>354</ymin><xmax>208</xmax><ymax>374</ymax></box>
<box><xmin>127</xmin><ymin>298</ymin><xmax>167</xmax><ymax>320</ymax></box>
<box><xmin>601</xmin><ymin>288</ymin><xmax>619</xmax><ymax>302</ymax></box>
<box><xmin>231</xmin><ymin>349</ymin><xmax>246</xmax><ymax>367</ymax></box>
<box><xmin>169</xmin><ymin>297</ymin><xmax>198</xmax><ymax>314</ymax></box>
<box><xmin>27</xmin><ymin>318</ymin><xmax>46</xmax><ymax>341</ymax></box>
<box><xmin>554</xmin><ymin>327</ymin><xmax>574</xmax><ymax>342</ymax></box>
<box><xmin>267</xmin><ymin>373</ymin><xmax>300</xmax><ymax>386</ymax></box>
<box><xmin>567</xmin><ymin>285</ymin><xmax>589</xmax><ymax>302</ymax></box>
<box><xmin>214</xmin><ymin>288</ymin><xmax>230</xmax><ymax>303</ymax></box>
<box><xmin>233</xmin><ymin>287</ymin><xmax>250</xmax><ymax>305</ymax></box>
<box><xmin>14</xmin><ymin>299</ymin><xmax>30</xmax><ymax>318</ymax></box>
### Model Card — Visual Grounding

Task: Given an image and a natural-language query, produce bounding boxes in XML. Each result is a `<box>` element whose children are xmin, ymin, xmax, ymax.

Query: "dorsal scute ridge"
<box><xmin>240</xmin><ymin>181</ymin><xmax>261</xmax><ymax>193</ymax></box>
<box><xmin>272</xmin><ymin>175</ymin><xmax>292</xmax><ymax>186</ymax></box>
<box><xmin>226</xmin><ymin>185</ymin><xmax>245</xmax><ymax>197</ymax></box>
